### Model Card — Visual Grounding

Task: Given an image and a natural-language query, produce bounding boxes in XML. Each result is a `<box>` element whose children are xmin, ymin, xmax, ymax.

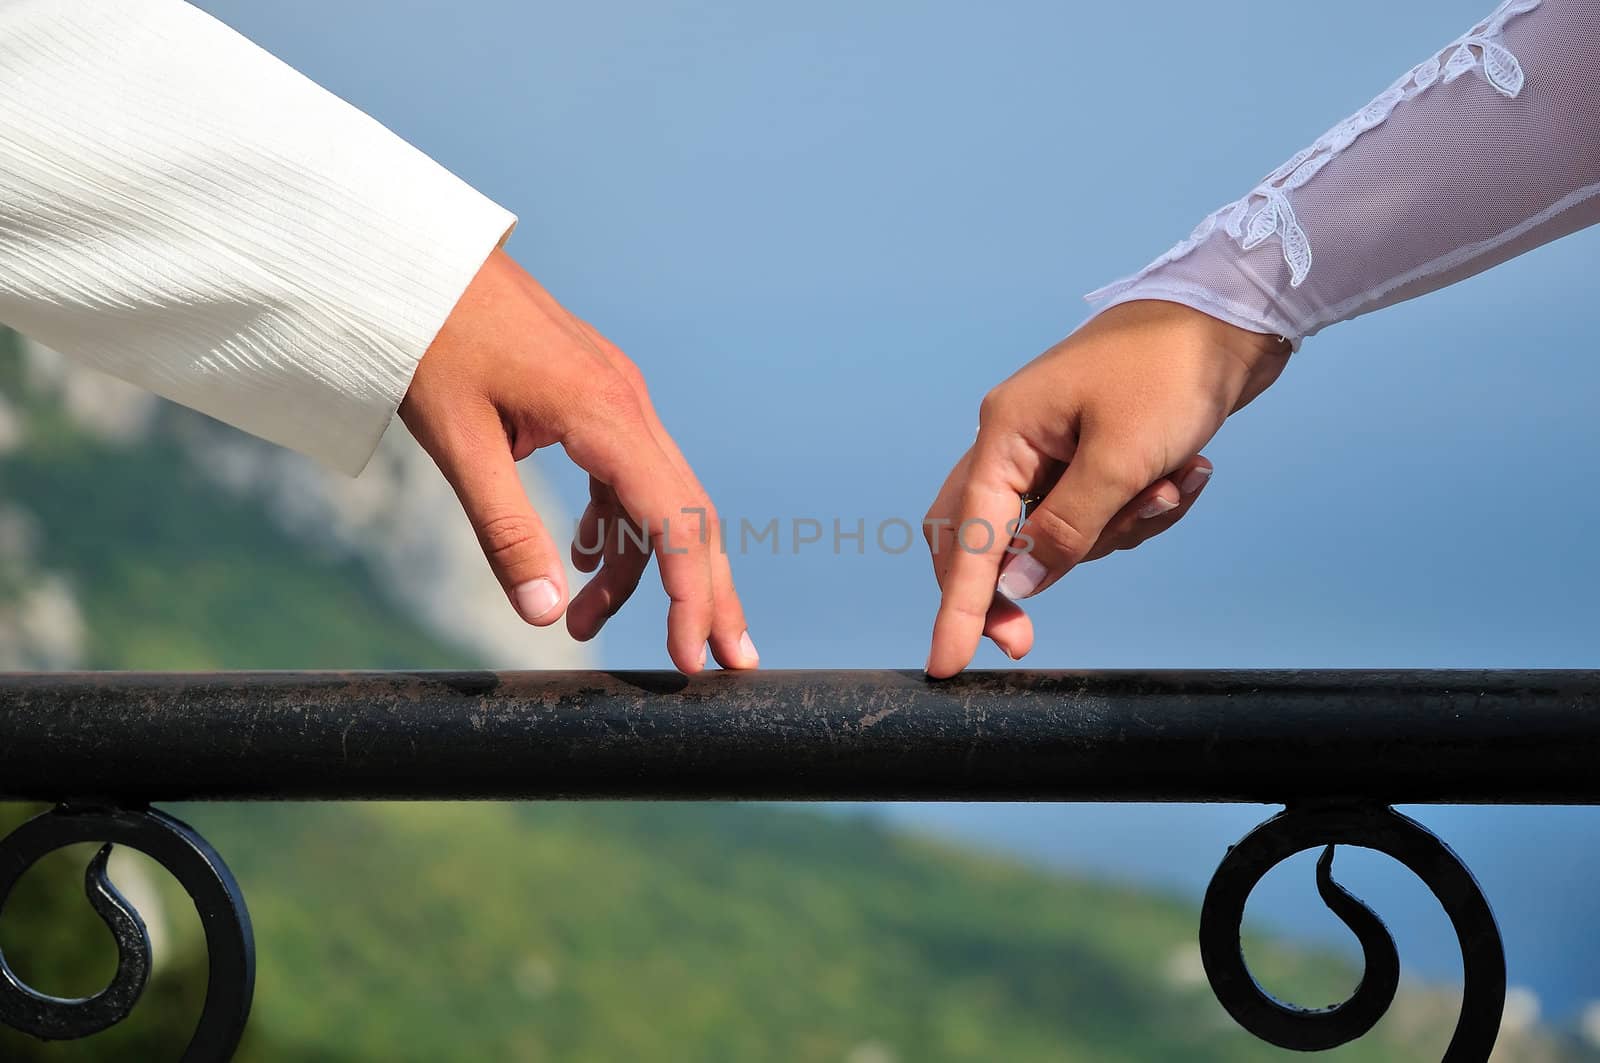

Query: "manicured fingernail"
<box><xmin>997</xmin><ymin>553</ymin><xmax>1047</xmax><ymax>600</ymax></box>
<box><xmin>513</xmin><ymin>578</ymin><xmax>560</xmax><ymax>622</ymax></box>
<box><xmin>739</xmin><ymin>630</ymin><xmax>759</xmax><ymax>663</ymax></box>
<box><xmin>1180</xmin><ymin>465</ymin><xmax>1214</xmax><ymax>495</ymax></box>
<box><xmin>1138</xmin><ymin>496</ymin><xmax>1179</xmax><ymax>519</ymax></box>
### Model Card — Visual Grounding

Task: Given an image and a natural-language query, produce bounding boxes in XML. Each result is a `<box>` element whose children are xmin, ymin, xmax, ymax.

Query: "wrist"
<box><xmin>1209</xmin><ymin>315</ymin><xmax>1292</xmax><ymax>375</ymax></box>
<box><xmin>1109</xmin><ymin>298</ymin><xmax>1291</xmax><ymax>373</ymax></box>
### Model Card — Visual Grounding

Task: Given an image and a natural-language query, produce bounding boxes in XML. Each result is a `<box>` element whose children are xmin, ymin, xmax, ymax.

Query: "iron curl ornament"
<box><xmin>1199</xmin><ymin>803</ymin><xmax>1505</xmax><ymax>1061</ymax></box>
<box><xmin>0</xmin><ymin>804</ymin><xmax>254</xmax><ymax>1063</ymax></box>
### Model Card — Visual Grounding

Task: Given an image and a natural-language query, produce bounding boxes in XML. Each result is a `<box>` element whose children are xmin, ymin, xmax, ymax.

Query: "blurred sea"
<box><xmin>854</xmin><ymin>803</ymin><xmax>1600</xmax><ymax>1025</ymax></box>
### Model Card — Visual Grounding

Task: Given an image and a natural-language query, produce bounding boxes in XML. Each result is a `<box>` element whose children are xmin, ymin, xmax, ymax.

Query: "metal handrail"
<box><xmin>4</xmin><ymin>669</ymin><xmax>1590</xmax><ymax>1062</ymax></box>
<box><xmin>2</xmin><ymin>669</ymin><xmax>1598</xmax><ymax>803</ymax></box>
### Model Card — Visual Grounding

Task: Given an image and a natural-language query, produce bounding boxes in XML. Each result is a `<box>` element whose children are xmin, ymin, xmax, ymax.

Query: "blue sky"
<box><xmin>202</xmin><ymin>0</ymin><xmax>1600</xmax><ymax>1020</ymax></box>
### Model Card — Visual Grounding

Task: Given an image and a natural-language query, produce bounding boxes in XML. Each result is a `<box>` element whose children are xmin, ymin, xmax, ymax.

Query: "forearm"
<box><xmin>0</xmin><ymin>0</ymin><xmax>513</xmax><ymax>474</ymax></box>
<box><xmin>1086</xmin><ymin>0</ymin><xmax>1600</xmax><ymax>346</ymax></box>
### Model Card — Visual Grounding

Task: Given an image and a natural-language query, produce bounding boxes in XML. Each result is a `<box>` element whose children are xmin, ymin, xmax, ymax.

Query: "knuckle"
<box><xmin>700</xmin><ymin>510</ymin><xmax>723</xmax><ymax>548</ymax></box>
<box><xmin>1097</xmin><ymin>522</ymin><xmax>1133</xmax><ymax>553</ymax></box>
<box><xmin>475</xmin><ymin>513</ymin><xmax>544</xmax><ymax>564</ymax></box>
<box><xmin>977</xmin><ymin>386</ymin><xmax>1011</xmax><ymax>426</ymax></box>
<box><xmin>613</xmin><ymin>355</ymin><xmax>649</xmax><ymax>395</ymax></box>
<box><xmin>1095</xmin><ymin>452</ymin><xmax>1155</xmax><ymax>497</ymax></box>
<box><xmin>1029</xmin><ymin>506</ymin><xmax>1093</xmax><ymax>560</ymax></box>
<box><xmin>657</xmin><ymin>521</ymin><xmax>706</xmax><ymax>561</ymax></box>
<box><xmin>435</xmin><ymin>403</ymin><xmax>508</xmax><ymax>457</ymax></box>
<box><xmin>590</xmin><ymin>371</ymin><xmax>644</xmax><ymax>420</ymax></box>
<box><xmin>939</xmin><ymin>597</ymin><xmax>991</xmax><ymax>623</ymax></box>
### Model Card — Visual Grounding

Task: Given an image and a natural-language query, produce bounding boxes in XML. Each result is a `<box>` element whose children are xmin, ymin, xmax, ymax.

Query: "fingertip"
<box><xmin>984</xmin><ymin>601</ymin><xmax>1034</xmax><ymax>661</ymax></box>
<box><xmin>1136</xmin><ymin>484</ymin><xmax>1181</xmax><ymax>519</ymax></box>
<box><xmin>997</xmin><ymin>553</ymin><xmax>1049</xmax><ymax>601</ymax></box>
<box><xmin>672</xmin><ymin>643</ymin><xmax>707</xmax><ymax>675</ymax></box>
<box><xmin>711</xmin><ymin>629</ymin><xmax>760</xmax><ymax>670</ymax></box>
<box><xmin>923</xmin><ymin>645</ymin><xmax>969</xmax><ymax>680</ymax></box>
<box><xmin>667</xmin><ymin>627</ymin><xmax>711</xmax><ymax>675</ymax></box>
<box><xmin>565</xmin><ymin>582</ymin><xmax>600</xmax><ymax>641</ymax></box>
<box><xmin>1179</xmin><ymin>461</ymin><xmax>1214</xmax><ymax>495</ymax></box>
<box><xmin>668</xmin><ymin>618</ymin><xmax>713</xmax><ymax>672</ymax></box>
<box><xmin>564</xmin><ymin>607</ymin><xmax>599</xmax><ymax>642</ymax></box>
<box><xmin>512</xmin><ymin>578</ymin><xmax>566</xmax><ymax>627</ymax></box>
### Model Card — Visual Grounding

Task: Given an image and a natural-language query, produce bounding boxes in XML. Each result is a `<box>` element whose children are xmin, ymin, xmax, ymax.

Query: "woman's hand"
<box><xmin>400</xmin><ymin>248</ymin><xmax>755</xmax><ymax>674</ymax></box>
<box><xmin>923</xmin><ymin>300</ymin><xmax>1290</xmax><ymax>677</ymax></box>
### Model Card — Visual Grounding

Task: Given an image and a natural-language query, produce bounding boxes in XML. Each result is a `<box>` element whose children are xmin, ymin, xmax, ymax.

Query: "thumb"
<box><xmin>998</xmin><ymin>437</ymin><xmax>1148</xmax><ymax>601</ymax></box>
<box><xmin>429</xmin><ymin>432</ymin><xmax>569</xmax><ymax>627</ymax></box>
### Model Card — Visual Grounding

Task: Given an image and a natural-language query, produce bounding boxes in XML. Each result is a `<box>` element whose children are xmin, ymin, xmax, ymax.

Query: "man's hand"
<box><xmin>400</xmin><ymin>248</ymin><xmax>756</xmax><ymax>674</ymax></box>
<box><xmin>923</xmin><ymin>300</ymin><xmax>1290</xmax><ymax>678</ymax></box>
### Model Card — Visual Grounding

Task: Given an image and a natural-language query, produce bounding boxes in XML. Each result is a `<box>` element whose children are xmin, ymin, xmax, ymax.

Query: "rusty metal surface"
<box><xmin>0</xmin><ymin>669</ymin><xmax>1597</xmax><ymax>803</ymax></box>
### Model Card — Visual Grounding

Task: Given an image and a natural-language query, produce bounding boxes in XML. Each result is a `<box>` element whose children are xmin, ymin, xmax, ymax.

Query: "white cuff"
<box><xmin>0</xmin><ymin>0</ymin><xmax>516</xmax><ymax>475</ymax></box>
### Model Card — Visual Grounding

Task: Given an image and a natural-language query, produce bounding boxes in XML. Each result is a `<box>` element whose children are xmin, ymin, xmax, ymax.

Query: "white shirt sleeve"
<box><xmin>1084</xmin><ymin>0</ymin><xmax>1600</xmax><ymax>350</ymax></box>
<box><xmin>0</xmin><ymin>0</ymin><xmax>515</xmax><ymax>475</ymax></box>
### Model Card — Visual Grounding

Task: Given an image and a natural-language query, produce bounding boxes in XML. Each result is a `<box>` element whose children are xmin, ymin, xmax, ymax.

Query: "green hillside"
<box><xmin>2</xmin><ymin>797</ymin><xmax>1535</xmax><ymax>1063</ymax></box>
<box><xmin>0</xmin><ymin>330</ymin><xmax>467</xmax><ymax>671</ymax></box>
<box><xmin>0</xmin><ymin>335</ymin><xmax>1588</xmax><ymax>1062</ymax></box>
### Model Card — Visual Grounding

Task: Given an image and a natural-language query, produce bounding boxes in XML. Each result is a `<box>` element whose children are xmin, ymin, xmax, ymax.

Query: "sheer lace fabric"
<box><xmin>1085</xmin><ymin>0</ymin><xmax>1600</xmax><ymax>346</ymax></box>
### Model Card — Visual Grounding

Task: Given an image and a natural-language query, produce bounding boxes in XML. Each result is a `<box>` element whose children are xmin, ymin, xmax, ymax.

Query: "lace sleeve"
<box><xmin>1084</xmin><ymin>0</ymin><xmax>1600</xmax><ymax>347</ymax></box>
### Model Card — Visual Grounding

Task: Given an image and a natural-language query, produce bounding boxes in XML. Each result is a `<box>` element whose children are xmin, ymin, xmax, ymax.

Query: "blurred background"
<box><xmin>3</xmin><ymin>0</ymin><xmax>1599</xmax><ymax>1058</ymax></box>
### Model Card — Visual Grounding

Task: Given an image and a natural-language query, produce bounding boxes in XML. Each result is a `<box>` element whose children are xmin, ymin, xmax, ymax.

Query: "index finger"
<box><xmin>926</xmin><ymin>440</ymin><xmax>1030</xmax><ymax>678</ymax></box>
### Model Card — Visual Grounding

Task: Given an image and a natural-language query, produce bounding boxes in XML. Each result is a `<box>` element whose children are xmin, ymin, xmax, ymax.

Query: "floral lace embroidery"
<box><xmin>1088</xmin><ymin>0</ymin><xmax>1541</xmax><ymax>302</ymax></box>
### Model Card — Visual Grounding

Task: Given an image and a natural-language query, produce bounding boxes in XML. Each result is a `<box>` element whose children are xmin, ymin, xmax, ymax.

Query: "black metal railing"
<box><xmin>3</xmin><ymin>669</ymin><xmax>1598</xmax><ymax>1061</ymax></box>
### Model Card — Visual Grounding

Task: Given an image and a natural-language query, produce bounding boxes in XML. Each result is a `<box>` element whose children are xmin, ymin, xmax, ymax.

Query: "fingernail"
<box><xmin>997</xmin><ymin>553</ymin><xmax>1047</xmax><ymax>600</ymax></box>
<box><xmin>738</xmin><ymin>630</ymin><xmax>759</xmax><ymax>663</ymax></box>
<box><xmin>1180</xmin><ymin>465</ymin><xmax>1214</xmax><ymax>495</ymax></box>
<box><xmin>1137</xmin><ymin>496</ymin><xmax>1179</xmax><ymax>519</ymax></box>
<box><xmin>513</xmin><ymin>578</ymin><xmax>560</xmax><ymax>622</ymax></box>
<box><xmin>697</xmin><ymin>644</ymin><xmax>708</xmax><ymax>670</ymax></box>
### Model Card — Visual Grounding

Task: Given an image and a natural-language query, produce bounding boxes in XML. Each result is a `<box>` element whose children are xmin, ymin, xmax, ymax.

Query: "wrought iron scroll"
<box><xmin>1199</xmin><ymin>803</ymin><xmax>1505</xmax><ymax>1061</ymax></box>
<box><xmin>0</xmin><ymin>804</ymin><xmax>254</xmax><ymax>1063</ymax></box>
